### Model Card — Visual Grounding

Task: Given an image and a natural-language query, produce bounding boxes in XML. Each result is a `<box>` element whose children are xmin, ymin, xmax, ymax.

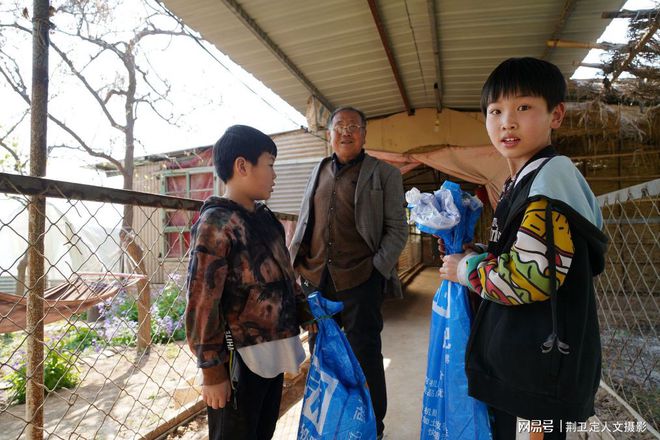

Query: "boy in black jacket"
<box><xmin>439</xmin><ymin>58</ymin><xmax>608</xmax><ymax>439</ymax></box>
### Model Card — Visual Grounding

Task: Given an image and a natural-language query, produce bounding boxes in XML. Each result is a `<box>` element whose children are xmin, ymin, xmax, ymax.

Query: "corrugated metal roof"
<box><xmin>162</xmin><ymin>0</ymin><xmax>624</xmax><ymax>117</ymax></box>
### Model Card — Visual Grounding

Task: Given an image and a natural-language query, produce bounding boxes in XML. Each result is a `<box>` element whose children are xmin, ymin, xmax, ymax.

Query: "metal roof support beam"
<box><xmin>547</xmin><ymin>39</ymin><xmax>629</xmax><ymax>51</ymax></box>
<box><xmin>602</xmin><ymin>9</ymin><xmax>659</xmax><ymax>19</ymax></box>
<box><xmin>541</xmin><ymin>0</ymin><xmax>578</xmax><ymax>60</ymax></box>
<box><xmin>367</xmin><ymin>0</ymin><xmax>414</xmax><ymax>115</ymax></box>
<box><xmin>219</xmin><ymin>0</ymin><xmax>333</xmax><ymax>111</ymax></box>
<box><xmin>427</xmin><ymin>0</ymin><xmax>443</xmax><ymax>112</ymax></box>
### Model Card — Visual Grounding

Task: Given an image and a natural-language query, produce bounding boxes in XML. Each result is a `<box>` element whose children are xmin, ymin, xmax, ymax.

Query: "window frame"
<box><xmin>160</xmin><ymin>166</ymin><xmax>220</xmax><ymax>261</ymax></box>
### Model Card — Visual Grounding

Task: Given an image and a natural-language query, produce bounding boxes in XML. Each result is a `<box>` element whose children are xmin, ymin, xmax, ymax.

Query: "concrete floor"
<box><xmin>380</xmin><ymin>266</ymin><xmax>438</xmax><ymax>439</ymax></box>
<box><xmin>274</xmin><ymin>266</ymin><xmax>439</xmax><ymax>439</ymax></box>
<box><xmin>199</xmin><ymin>267</ymin><xmax>599</xmax><ymax>439</ymax></box>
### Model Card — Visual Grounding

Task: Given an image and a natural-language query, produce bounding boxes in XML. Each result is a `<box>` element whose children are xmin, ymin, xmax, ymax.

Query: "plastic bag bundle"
<box><xmin>298</xmin><ymin>293</ymin><xmax>376</xmax><ymax>440</ymax></box>
<box><xmin>420</xmin><ymin>181</ymin><xmax>491</xmax><ymax>440</ymax></box>
<box><xmin>405</xmin><ymin>187</ymin><xmax>461</xmax><ymax>236</ymax></box>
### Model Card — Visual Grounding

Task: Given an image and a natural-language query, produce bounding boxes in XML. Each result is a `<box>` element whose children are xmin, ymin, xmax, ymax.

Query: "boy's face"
<box><xmin>242</xmin><ymin>152</ymin><xmax>277</xmax><ymax>201</ymax></box>
<box><xmin>485</xmin><ymin>95</ymin><xmax>565</xmax><ymax>175</ymax></box>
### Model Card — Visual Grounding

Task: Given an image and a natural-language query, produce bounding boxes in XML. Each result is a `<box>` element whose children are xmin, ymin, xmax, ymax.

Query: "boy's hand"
<box><xmin>202</xmin><ymin>380</ymin><xmax>232</xmax><ymax>409</ymax></box>
<box><xmin>436</xmin><ymin>236</ymin><xmax>446</xmax><ymax>256</ymax></box>
<box><xmin>436</xmin><ymin>237</ymin><xmax>481</xmax><ymax>257</ymax></box>
<box><xmin>303</xmin><ymin>321</ymin><xmax>318</xmax><ymax>334</ymax></box>
<box><xmin>439</xmin><ymin>253</ymin><xmax>464</xmax><ymax>283</ymax></box>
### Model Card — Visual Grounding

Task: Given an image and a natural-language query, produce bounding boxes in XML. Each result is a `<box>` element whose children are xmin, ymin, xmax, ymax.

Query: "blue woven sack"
<box><xmin>298</xmin><ymin>293</ymin><xmax>376</xmax><ymax>440</ymax></box>
<box><xmin>417</xmin><ymin>181</ymin><xmax>492</xmax><ymax>440</ymax></box>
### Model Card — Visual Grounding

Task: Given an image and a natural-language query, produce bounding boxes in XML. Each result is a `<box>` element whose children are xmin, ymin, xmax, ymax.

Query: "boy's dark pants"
<box><xmin>207</xmin><ymin>355</ymin><xmax>283</xmax><ymax>440</ymax></box>
<box><xmin>303</xmin><ymin>269</ymin><xmax>387</xmax><ymax>436</ymax></box>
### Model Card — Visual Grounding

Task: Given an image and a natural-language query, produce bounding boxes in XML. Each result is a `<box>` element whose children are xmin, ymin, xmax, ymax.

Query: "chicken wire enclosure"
<box><xmin>595</xmin><ymin>179</ymin><xmax>660</xmax><ymax>437</ymax></box>
<box><xmin>0</xmin><ymin>173</ymin><xmax>212</xmax><ymax>439</ymax></box>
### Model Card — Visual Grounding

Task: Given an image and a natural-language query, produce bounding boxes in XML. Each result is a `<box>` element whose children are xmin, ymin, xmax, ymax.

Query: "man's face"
<box><xmin>329</xmin><ymin>110</ymin><xmax>366</xmax><ymax>164</ymax></box>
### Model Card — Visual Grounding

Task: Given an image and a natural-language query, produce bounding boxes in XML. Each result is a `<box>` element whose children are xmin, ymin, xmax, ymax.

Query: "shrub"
<box><xmin>58</xmin><ymin>325</ymin><xmax>101</xmax><ymax>352</ymax></box>
<box><xmin>90</xmin><ymin>278</ymin><xmax>187</xmax><ymax>346</ymax></box>
<box><xmin>151</xmin><ymin>282</ymin><xmax>186</xmax><ymax>343</ymax></box>
<box><xmin>6</xmin><ymin>348</ymin><xmax>79</xmax><ymax>405</ymax></box>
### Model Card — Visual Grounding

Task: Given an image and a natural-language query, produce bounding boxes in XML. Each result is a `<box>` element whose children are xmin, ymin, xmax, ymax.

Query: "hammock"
<box><xmin>0</xmin><ymin>273</ymin><xmax>144</xmax><ymax>334</ymax></box>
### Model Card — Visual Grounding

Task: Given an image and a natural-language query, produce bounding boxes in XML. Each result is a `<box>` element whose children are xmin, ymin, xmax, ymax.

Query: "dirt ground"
<box><xmin>1</xmin><ymin>342</ymin><xmax>199</xmax><ymax>439</ymax></box>
<box><xmin>164</xmin><ymin>359</ymin><xmax>310</xmax><ymax>440</ymax></box>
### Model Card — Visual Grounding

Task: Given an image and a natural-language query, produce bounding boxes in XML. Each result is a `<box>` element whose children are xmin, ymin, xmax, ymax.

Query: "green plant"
<box><xmin>150</xmin><ymin>282</ymin><xmax>186</xmax><ymax>343</ymax></box>
<box><xmin>59</xmin><ymin>325</ymin><xmax>101</xmax><ymax>352</ymax></box>
<box><xmin>93</xmin><ymin>280</ymin><xmax>186</xmax><ymax>346</ymax></box>
<box><xmin>116</xmin><ymin>295</ymin><xmax>139</xmax><ymax>322</ymax></box>
<box><xmin>6</xmin><ymin>348</ymin><xmax>79</xmax><ymax>405</ymax></box>
<box><xmin>155</xmin><ymin>282</ymin><xmax>186</xmax><ymax>320</ymax></box>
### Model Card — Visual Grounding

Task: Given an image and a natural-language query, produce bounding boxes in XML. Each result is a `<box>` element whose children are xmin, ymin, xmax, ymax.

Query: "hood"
<box><xmin>529</xmin><ymin>156</ymin><xmax>608</xmax><ymax>275</ymax></box>
<box><xmin>199</xmin><ymin>196</ymin><xmax>266</xmax><ymax>216</ymax></box>
<box><xmin>200</xmin><ymin>196</ymin><xmax>231</xmax><ymax>214</ymax></box>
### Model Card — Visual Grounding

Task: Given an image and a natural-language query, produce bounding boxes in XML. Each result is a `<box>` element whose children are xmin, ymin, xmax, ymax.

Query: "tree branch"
<box><xmin>0</xmin><ymin>139</ymin><xmax>25</xmax><ymax>172</ymax></box>
<box><xmin>135</xmin><ymin>95</ymin><xmax>177</xmax><ymax>125</ymax></box>
<box><xmin>49</xmin><ymin>40</ymin><xmax>126</xmax><ymax>132</ymax></box>
<box><xmin>6</xmin><ymin>22</ymin><xmax>127</xmax><ymax>133</ymax></box>
<box><xmin>47</xmin><ymin>113</ymin><xmax>126</xmax><ymax>175</ymax></box>
<box><xmin>103</xmin><ymin>88</ymin><xmax>127</xmax><ymax>104</ymax></box>
<box><xmin>0</xmin><ymin>47</ymin><xmax>29</xmax><ymax>100</ymax></box>
<box><xmin>0</xmin><ymin>61</ymin><xmax>126</xmax><ymax>175</ymax></box>
<box><xmin>0</xmin><ymin>111</ymin><xmax>28</xmax><ymax>173</ymax></box>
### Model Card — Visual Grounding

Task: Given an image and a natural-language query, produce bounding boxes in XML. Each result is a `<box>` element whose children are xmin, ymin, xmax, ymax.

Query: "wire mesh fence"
<box><xmin>0</xmin><ymin>172</ymin><xmax>297</xmax><ymax>439</ymax></box>
<box><xmin>595</xmin><ymin>179</ymin><xmax>659</xmax><ymax>438</ymax></box>
<box><xmin>2</xmin><ymin>171</ymin><xmax>658</xmax><ymax>439</ymax></box>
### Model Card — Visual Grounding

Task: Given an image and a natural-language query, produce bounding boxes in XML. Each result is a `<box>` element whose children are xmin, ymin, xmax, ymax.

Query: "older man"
<box><xmin>290</xmin><ymin>106</ymin><xmax>408</xmax><ymax>438</ymax></box>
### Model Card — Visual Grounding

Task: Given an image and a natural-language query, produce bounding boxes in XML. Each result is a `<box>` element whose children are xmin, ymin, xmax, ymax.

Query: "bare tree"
<box><xmin>0</xmin><ymin>0</ymin><xmax>201</xmax><ymax>350</ymax></box>
<box><xmin>0</xmin><ymin>0</ymin><xmax>194</xmax><ymax>229</ymax></box>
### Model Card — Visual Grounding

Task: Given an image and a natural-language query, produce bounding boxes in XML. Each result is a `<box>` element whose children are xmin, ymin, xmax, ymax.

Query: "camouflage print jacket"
<box><xmin>185</xmin><ymin>197</ymin><xmax>313</xmax><ymax>385</ymax></box>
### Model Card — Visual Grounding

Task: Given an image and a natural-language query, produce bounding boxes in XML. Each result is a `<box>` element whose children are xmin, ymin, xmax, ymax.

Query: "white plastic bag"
<box><xmin>405</xmin><ymin>187</ymin><xmax>461</xmax><ymax>235</ymax></box>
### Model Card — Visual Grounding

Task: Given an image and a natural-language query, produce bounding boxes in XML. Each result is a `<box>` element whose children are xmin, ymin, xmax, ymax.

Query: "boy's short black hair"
<box><xmin>327</xmin><ymin>106</ymin><xmax>367</xmax><ymax>128</ymax></box>
<box><xmin>213</xmin><ymin>125</ymin><xmax>277</xmax><ymax>183</ymax></box>
<box><xmin>480</xmin><ymin>57</ymin><xmax>566</xmax><ymax>115</ymax></box>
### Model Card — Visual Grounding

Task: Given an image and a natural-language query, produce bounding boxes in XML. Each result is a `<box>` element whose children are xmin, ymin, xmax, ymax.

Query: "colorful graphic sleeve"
<box><xmin>185</xmin><ymin>219</ymin><xmax>231</xmax><ymax>385</ymax></box>
<box><xmin>464</xmin><ymin>199</ymin><xmax>574</xmax><ymax>306</ymax></box>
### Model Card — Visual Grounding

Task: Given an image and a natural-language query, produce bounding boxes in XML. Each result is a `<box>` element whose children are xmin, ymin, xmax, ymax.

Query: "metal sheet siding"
<box><xmin>268</xmin><ymin>160</ymin><xmax>319</xmax><ymax>215</ymax></box>
<box><xmin>268</xmin><ymin>129</ymin><xmax>328</xmax><ymax>214</ymax></box>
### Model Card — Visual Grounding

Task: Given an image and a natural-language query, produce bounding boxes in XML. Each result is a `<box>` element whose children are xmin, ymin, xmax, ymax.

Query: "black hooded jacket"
<box><xmin>465</xmin><ymin>148</ymin><xmax>608</xmax><ymax>421</ymax></box>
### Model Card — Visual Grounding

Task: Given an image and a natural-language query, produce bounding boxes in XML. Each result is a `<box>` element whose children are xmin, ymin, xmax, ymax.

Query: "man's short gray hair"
<box><xmin>327</xmin><ymin>106</ymin><xmax>367</xmax><ymax>128</ymax></box>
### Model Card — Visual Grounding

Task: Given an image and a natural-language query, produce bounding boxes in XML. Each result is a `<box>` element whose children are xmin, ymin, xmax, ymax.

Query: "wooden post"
<box><xmin>16</xmin><ymin>256</ymin><xmax>28</xmax><ymax>296</ymax></box>
<box><xmin>26</xmin><ymin>1</ymin><xmax>50</xmax><ymax>439</ymax></box>
<box><xmin>121</xmin><ymin>230</ymin><xmax>151</xmax><ymax>352</ymax></box>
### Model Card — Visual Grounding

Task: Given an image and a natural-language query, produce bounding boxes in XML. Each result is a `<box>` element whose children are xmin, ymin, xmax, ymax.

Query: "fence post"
<box><xmin>26</xmin><ymin>1</ymin><xmax>50</xmax><ymax>439</ymax></box>
<box><xmin>121</xmin><ymin>230</ymin><xmax>151</xmax><ymax>352</ymax></box>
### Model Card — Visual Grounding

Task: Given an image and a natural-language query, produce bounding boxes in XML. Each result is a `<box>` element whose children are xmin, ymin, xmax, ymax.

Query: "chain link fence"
<box><xmin>595</xmin><ymin>179</ymin><xmax>659</xmax><ymax>438</ymax></box>
<box><xmin>2</xmin><ymin>171</ymin><xmax>658</xmax><ymax>438</ymax></box>
<box><xmin>0</xmin><ymin>172</ymin><xmax>297</xmax><ymax>439</ymax></box>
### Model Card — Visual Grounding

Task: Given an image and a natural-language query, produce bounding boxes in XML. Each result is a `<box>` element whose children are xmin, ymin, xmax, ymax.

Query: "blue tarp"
<box><xmin>408</xmin><ymin>181</ymin><xmax>492</xmax><ymax>440</ymax></box>
<box><xmin>298</xmin><ymin>293</ymin><xmax>376</xmax><ymax>440</ymax></box>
